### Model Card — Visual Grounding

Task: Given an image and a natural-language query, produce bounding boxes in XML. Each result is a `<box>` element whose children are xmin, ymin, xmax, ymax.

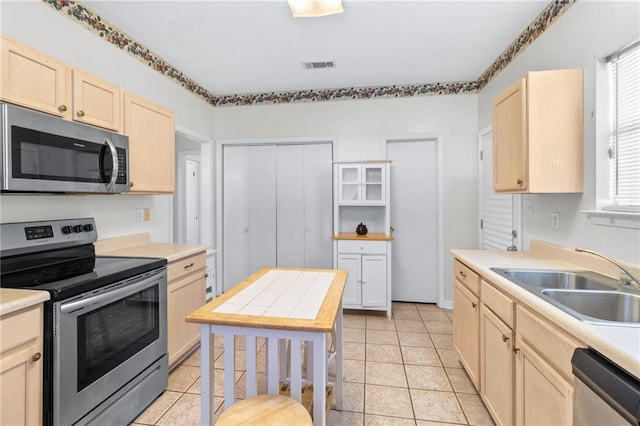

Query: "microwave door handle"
<box><xmin>103</xmin><ymin>138</ymin><xmax>119</xmax><ymax>191</ymax></box>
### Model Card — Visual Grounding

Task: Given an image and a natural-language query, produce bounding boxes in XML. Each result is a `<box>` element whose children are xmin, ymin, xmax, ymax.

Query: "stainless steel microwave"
<box><xmin>1</xmin><ymin>102</ymin><xmax>129</xmax><ymax>193</ymax></box>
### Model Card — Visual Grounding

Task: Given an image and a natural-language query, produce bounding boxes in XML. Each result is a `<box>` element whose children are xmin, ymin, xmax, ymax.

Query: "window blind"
<box><xmin>608</xmin><ymin>41</ymin><xmax>640</xmax><ymax>209</ymax></box>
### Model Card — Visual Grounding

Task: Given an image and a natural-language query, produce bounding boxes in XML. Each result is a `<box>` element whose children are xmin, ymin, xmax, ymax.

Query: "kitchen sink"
<box><xmin>490</xmin><ymin>268</ymin><xmax>618</xmax><ymax>291</ymax></box>
<box><xmin>541</xmin><ymin>290</ymin><xmax>640</xmax><ymax>325</ymax></box>
<box><xmin>490</xmin><ymin>267</ymin><xmax>640</xmax><ymax>326</ymax></box>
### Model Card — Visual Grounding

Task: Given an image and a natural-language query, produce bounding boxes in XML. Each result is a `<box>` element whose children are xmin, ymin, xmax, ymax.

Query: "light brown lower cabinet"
<box><xmin>453</xmin><ymin>278</ymin><xmax>480</xmax><ymax>389</ymax></box>
<box><xmin>480</xmin><ymin>305</ymin><xmax>513</xmax><ymax>426</ymax></box>
<box><xmin>0</xmin><ymin>304</ymin><xmax>44</xmax><ymax>426</ymax></box>
<box><xmin>515</xmin><ymin>337</ymin><xmax>573</xmax><ymax>425</ymax></box>
<box><xmin>167</xmin><ymin>252</ymin><xmax>206</xmax><ymax>368</ymax></box>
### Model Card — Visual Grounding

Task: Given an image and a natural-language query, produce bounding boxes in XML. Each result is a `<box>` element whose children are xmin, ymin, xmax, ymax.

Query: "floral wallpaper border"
<box><xmin>43</xmin><ymin>0</ymin><xmax>575</xmax><ymax>107</ymax></box>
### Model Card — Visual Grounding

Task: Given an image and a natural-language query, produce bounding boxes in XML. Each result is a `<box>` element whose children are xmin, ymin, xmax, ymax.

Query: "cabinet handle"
<box><xmin>205</xmin><ymin>273</ymin><xmax>209</xmax><ymax>278</ymax></box>
<box><xmin>513</xmin><ymin>348</ymin><xmax>520</xmax><ymax>354</ymax></box>
<box><xmin>459</xmin><ymin>271</ymin><xmax>467</xmax><ymax>279</ymax></box>
<box><xmin>517</xmin><ymin>178</ymin><xmax>523</xmax><ymax>186</ymax></box>
<box><xmin>129</xmin><ymin>181</ymin><xmax>134</xmax><ymax>187</ymax></box>
<box><xmin>32</xmin><ymin>352</ymin><xmax>42</xmax><ymax>362</ymax></box>
<box><xmin>502</xmin><ymin>335</ymin><xmax>509</xmax><ymax>342</ymax></box>
<box><xmin>77</xmin><ymin>110</ymin><xmax>85</xmax><ymax>117</ymax></box>
<box><xmin>58</xmin><ymin>105</ymin><xmax>67</xmax><ymax>112</ymax></box>
<box><xmin>184</xmin><ymin>262</ymin><xmax>195</xmax><ymax>270</ymax></box>
<box><xmin>471</xmin><ymin>302</ymin><xmax>477</xmax><ymax>308</ymax></box>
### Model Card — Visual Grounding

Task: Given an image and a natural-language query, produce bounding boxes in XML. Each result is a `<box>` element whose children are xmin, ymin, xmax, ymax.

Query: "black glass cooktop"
<box><xmin>1</xmin><ymin>244</ymin><xmax>166</xmax><ymax>301</ymax></box>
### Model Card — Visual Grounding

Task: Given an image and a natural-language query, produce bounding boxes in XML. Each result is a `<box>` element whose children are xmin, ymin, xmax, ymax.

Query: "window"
<box><xmin>607</xmin><ymin>41</ymin><xmax>640</xmax><ymax>211</ymax></box>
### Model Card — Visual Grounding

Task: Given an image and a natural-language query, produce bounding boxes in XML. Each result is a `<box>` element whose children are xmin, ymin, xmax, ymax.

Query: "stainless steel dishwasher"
<box><xmin>572</xmin><ymin>348</ymin><xmax>640</xmax><ymax>425</ymax></box>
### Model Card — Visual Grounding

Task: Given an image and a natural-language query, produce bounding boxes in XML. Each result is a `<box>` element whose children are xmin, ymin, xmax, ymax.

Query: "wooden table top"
<box><xmin>186</xmin><ymin>267</ymin><xmax>347</xmax><ymax>333</ymax></box>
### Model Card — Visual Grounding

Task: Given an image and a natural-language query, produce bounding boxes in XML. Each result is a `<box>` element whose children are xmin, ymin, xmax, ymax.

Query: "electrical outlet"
<box><xmin>144</xmin><ymin>208</ymin><xmax>151</xmax><ymax>222</ymax></box>
<box><xmin>524</xmin><ymin>200</ymin><xmax>533</xmax><ymax>215</ymax></box>
<box><xmin>135</xmin><ymin>209</ymin><xmax>144</xmax><ymax>222</ymax></box>
<box><xmin>551</xmin><ymin>212</ymin><xmax>560</xmax><ymax>229</ymax></box>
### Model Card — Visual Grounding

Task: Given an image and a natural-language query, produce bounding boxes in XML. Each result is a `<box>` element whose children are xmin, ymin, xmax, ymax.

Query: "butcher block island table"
<box><xmin>186</xmin><ymin>267</ymin><xmax>347</xmax><ymax>426</ymax></box>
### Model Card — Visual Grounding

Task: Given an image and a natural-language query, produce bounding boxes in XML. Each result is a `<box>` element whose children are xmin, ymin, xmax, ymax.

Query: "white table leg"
<box><xmin>312</xmin><ymin>333</ymin><xmax>327</xmax><ymax>426</ymax></box>
<box><xmin>335</xmin><ymin>309</ymin><xmax>343</xmax><ymax>410</ymax></box>
<box><xmin>223</xmin><ymin>333</ymin><xmax>236</xmax><ymax>409</ymax></box>
<box><xmin>246</xmin><ymin>335</ymin><xmax>257</xmax><ymax>397</ymax></box>
<box><xmin>200</xmin><ymin>325</ymin><xmax>215</xmax><ymax>426</ymax></box>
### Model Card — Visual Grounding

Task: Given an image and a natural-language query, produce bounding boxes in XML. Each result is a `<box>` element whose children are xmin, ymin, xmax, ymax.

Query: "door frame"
<box><xmin>216</xmin><ymin>136</ymin><xmax>337</xmax><ymax>296</ymax></box>
<box><xmin>382</xmin><ymin>134</ymin><xmax>445</xmax><ymax>308</ymax></box>
<box><xmin>478</xmin><ymin>126</ymin><xmax>523</xmax><ymax>251</ymax></box>
<box><xmin>175</xmin><ymin>126</ymin><xmax>214</xmax><ymax>249</ymax></box>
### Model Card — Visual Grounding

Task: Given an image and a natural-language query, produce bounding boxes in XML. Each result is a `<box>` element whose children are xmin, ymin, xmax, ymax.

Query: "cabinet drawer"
<box><xmin>516</xmin><ymin>305</ymin><xmax>584</xmax><ymax>380</ymax></box>
<box><xmin>454</xmin><ymin>259</ymin><xmax>479</xmax><ymax>296</ymax></box>
<box><xmin>167</xmin><ymin>253</ymin><xmax>206</xmax><ymax>283</ymax></box>
<box><xmin>337</xmin><ymin>240</ymin><xmax>387</xmax><ymax>254</ymax></box>
<box><xmin>0</xmin><ymin>305</ymin><xmax>41</xmax><ymax>354</ymax></box>
<box><xmin>481</xmin><ymin>280</ymin><xmax>514</xmax><ymax>327</ymax></box>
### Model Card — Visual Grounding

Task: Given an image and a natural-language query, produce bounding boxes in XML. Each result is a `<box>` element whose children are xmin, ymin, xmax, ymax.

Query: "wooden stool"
<box><xmin>215</xmin><ymin>394</ymin><xmax>313</xmax><ymax>426</ymax></box>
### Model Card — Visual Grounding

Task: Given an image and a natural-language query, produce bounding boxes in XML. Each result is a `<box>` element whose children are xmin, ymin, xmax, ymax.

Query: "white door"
<box><xmin>337</xmin><ymin>254</ymin><xmax>361</xmax><ymax>305</ymax></box>
<box><xmin>276</xmin><ymin>145</ymin><xmax>305</xmax><ymax>267</ymax></box>
<box><xmin>479</xmin><ymin>128</ymin><xmax>521</xmax><ymax>250</ymax></box>
<box><xmin>387</xmin><ymin>139</ymin><xmax>438</xmax><ymax>303</ymax></box>
<box><xmin>362</xmin><ymin>254</ymin><xmax>387</xmax><ymax>307</ymax></box>
<box><xmin>185</xmin><ymin>159</ymin><xmax>200</xmax><ymax>244</ymax></box>
<box><xmin>222</xmin><ymin>145</ymin><xmax>276</xmax><ymax>291</ymax></box>
<box><xmin>302</xmin><ymin>144</ymin><xmax>333</xmax><ymax>268</ymax></box>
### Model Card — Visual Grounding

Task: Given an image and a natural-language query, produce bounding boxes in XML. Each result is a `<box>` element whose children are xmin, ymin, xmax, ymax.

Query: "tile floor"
<box><xmin>131</xmin><ymin>302</ymin><xmax>494</xmax><ymax>425</ymax></box>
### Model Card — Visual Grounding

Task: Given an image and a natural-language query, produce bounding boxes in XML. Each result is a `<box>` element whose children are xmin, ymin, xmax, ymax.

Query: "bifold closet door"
<box><xmin>276</xmin><ymin>144</ymin><xmax>332</xmax><ymax>269</ymax></box>
<box><xmin>222</xmin><ymin>145</ymin><xmax>276</xmax><ymax>291</ymax></box>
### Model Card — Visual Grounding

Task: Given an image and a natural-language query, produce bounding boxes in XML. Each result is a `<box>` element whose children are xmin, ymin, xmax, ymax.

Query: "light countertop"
<box><xmin>451</xmin><ymin>249</ymin><xmax>640</xmax><ymax>379</ymax></box>
<box><xmin>95</xmin><ymin>233</ymin><xmax>208</xmax><ymax>262</ymax></box>
<box><xmin>0</xmin><ymin>289</ymin><xmax>50</xmax><ymax>317</ymax></box>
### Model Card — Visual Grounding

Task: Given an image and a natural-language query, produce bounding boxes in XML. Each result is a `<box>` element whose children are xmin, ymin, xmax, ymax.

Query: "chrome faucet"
<box><xmin>575</xmin><ymin>248</ymin><xmax>640</xmax><ymax>290</ymax></box>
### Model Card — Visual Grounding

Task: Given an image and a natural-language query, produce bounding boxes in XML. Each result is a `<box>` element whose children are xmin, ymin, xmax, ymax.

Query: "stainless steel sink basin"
<box><xmin>490</xmin><ymin>268</ymin><xmax>618</xmax><ymax>291</ymax></box>
<box><xmin>541</xmin><ymin>290</ymin><xmax>640</xmax><ymax>325</ymax></box>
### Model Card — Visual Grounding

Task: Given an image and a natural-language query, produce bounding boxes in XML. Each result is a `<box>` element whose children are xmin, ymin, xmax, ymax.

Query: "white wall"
<box><xmin>478</xmin><ymin>1</ymin><xmax>640</xmax><ymax>264</ymax></box>
<box><xmin>0</xmin><ymin>1</ymin><xmax>215</xmax><ymax>242</ymax></box>
<box><xmin>214</xmin><ymin>95</ymin><xmax>479</xmax><ymax>303</ymax></box>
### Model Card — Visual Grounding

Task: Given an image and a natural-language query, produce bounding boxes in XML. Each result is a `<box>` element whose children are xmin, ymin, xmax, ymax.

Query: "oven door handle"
<box><xmin>60</xmin><ymin>271</ymin><xmax>164</xmax><ymax>315</ymax></box>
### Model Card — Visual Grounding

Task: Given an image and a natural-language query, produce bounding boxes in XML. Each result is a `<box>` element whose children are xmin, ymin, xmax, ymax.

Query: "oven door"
<box><xmin>53</xmin><ymin>269</ymin><xmax>167</xmax><ymax>426</ymax></box>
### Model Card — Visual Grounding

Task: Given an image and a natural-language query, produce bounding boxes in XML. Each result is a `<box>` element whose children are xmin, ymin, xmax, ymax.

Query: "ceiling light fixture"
<box><xmin>288</xmin><ymin>0</ymin><xmax>344</xmax><ymax>17</ymax></box>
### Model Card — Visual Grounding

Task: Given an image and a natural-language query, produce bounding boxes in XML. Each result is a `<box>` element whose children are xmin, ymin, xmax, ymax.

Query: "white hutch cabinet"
<box><xmin>332</xmin><ymin>161</ymin><xmax>392</xmax><ymax>317</ymax></box>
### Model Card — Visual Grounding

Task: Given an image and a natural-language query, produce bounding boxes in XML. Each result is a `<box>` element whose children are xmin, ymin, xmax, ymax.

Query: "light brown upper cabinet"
<box><xmin>1</xmin><ymin>36</ymin><xmax>122</xmax><ymax>132</ymax></box>
<box><xmin>124</xmin><ymin>93</ymin><xmax>175</xmax><ymax>193</ymax></box>
<box><xmin>72</xmin><ymin>69</ymin><xmax>122</xmax><ymax>132</ymax></box>
<box><xmin>0</xmin><ymin>35</ymin><xmax>71</xmax><ymax>119</ymax></box>
<box><xmin>493</xmin><ymin>69</ymin><xmax>584</xmax><ymax>193</ymax></box>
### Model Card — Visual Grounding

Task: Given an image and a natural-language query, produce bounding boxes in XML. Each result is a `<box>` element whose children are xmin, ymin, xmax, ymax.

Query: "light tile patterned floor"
<box><xmin>131</xmin><ymin>302</ymin><xmax>494</xmax><ymax>425</ymax></box>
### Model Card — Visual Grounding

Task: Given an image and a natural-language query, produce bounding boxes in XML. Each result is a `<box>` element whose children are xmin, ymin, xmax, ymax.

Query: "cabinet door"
<box><xmin>124</xmin><ymin>93</ymin><xmax>175</xmax><ymax>192</ymax></box>
<box><xmin>0</xmin><ymin>306</ymin><xmax>43</xmax><ymax>426</ymax></box>
<box><xmin>493</xmin><ymin>78</ymin><xmax>527</xmax><ymax>192</ymax></box>
<box><xmin>0</xmin><ymin>35</ymin><xmax>70</xmax><ymax>118</ymax></box>
<box><xmin>72</xmin><ymin>69</ymin><xmax>122</xmax><ymax>131</ymax></box>
<box><xmin>515</xmin><ymin>337</ymin><xmax>573</xmax><ymax>426</ymax></box>
<box><xmin>168</xmin><ymin>272</ymin><xmax>205</xmax><ymax>368</ymax></box>
<box><xmin>362</xmin><ymin>164</ymin><xmax>385</xmax><ymax>205</ymax></box>
<box><xmin>337</xmin><ymin>254</ymin><xmax>361</xmax><ymax>306</ymax></box>
<box><xmin>362</xmin><ymin>255</ymin><xmax>387</xmax><ymax>307</ymax></box>
<box><xmin>453</xmin><ymin>279</ymin><xmax>480</xmax><ymax>389</ymax></box>
<box><xmin>338</xmin><ymin>164</ymin><xmax>362</xmax><ymax>205</ymax></box>
<box><xmin>481</xmin><ymin>305</ymin><xmax>513</xmax><ymax>426</ymax></box>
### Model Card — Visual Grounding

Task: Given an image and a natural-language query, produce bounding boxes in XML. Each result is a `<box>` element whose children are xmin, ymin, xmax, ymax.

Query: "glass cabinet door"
<box><xmin>338</xmin><ymin>164</ymin><xmax>361</xmax><ymax>204</ymax></box>
<box><xmin>362</xmin><ymin>164</ymin><xmax>385</xmax><ymax>204</ymax></box>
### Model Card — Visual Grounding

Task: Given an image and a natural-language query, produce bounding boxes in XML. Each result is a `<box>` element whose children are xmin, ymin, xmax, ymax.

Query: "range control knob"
<box><xmin>61</xmin><ymin>225</ymin><xmax>73</xmax><ymax>234</ymax></box>
<box><xmin>83</xmin><ymin>224</ymin><xmax>94</xmax><ymax>232</ymax></box>
<box><xmin>73</xmin><ymin>225</ymin><xmax>83</xmax><ymax>233</ymax></box>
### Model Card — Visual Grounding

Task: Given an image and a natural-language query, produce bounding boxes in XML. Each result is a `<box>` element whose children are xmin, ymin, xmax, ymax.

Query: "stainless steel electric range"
<box><xmin>0</xmin><ymin>218</ymin><xmax>168</xmax><ymax>426</ymax></box>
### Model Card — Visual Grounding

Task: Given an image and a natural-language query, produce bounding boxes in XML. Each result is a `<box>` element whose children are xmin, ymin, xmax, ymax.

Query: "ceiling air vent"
<box><xmin>303</xmin><ymin>61</ymin><xmax>336</xmax><ymax>69</ymax></box>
